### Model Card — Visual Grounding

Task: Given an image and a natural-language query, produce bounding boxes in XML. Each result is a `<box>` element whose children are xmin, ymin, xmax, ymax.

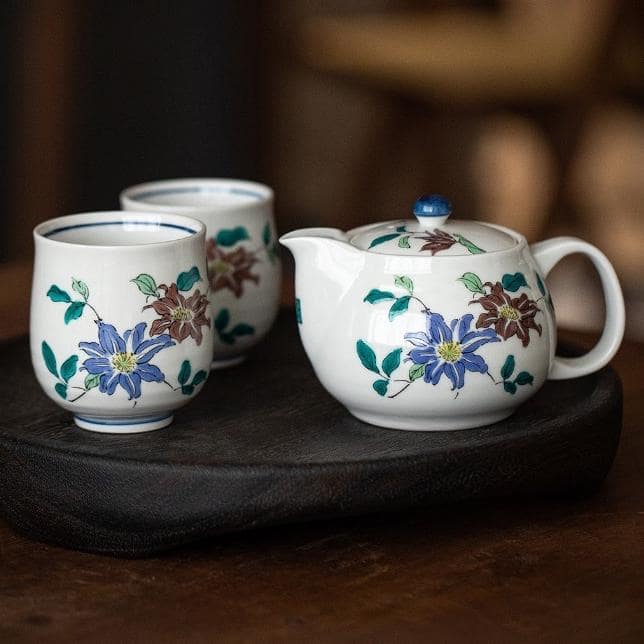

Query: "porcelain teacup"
<box><xmin>120</xmin><ymin>178</ymin><xmax>281</xmax><ymax>368</ymax></box>
<box><xmin>30</xmin><ymin>211</ymin><xmax>214</xmax><ymax>433</ymax></box>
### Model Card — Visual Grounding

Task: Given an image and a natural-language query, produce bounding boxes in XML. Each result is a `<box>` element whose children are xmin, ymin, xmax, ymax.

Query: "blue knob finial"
<box><xmin>413</xmin><ymin>194</ymin><xmax>452</xmax><ymax>218</ymax></box>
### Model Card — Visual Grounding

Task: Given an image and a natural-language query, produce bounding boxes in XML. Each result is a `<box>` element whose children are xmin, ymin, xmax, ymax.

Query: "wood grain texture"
<box><xmin>0</xmin><ymin>314</ymin><xmax>642</xmax><ymax>643</ymax></box>
<box><xmin>0</xmin><ymin>311</ymin><xmax>622</xmax><ymax>558</ymax></box>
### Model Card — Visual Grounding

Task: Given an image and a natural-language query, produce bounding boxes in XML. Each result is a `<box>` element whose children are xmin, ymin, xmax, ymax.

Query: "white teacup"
<box><xmin>30</xmin><ymin>211</ymin><xmax>214</xmax><ymax>433</ymax></box>
<box><xmin>121</xmin><ymin>179</ymin><xmax>281</xmax><ymax>368</ymax></box>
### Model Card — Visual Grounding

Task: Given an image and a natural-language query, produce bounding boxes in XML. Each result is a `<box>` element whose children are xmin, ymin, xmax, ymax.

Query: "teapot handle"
<box><xmin>530</xmin><ymin>237</ymin><xmax>625</xmax><ymax>380</ymax></box>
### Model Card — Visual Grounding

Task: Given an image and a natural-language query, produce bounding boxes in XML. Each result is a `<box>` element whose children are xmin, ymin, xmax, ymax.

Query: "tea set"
<box><xmin>30</xmin><ymin>185</ymin><xmax>625</xmax><ymax>433</ymax></box>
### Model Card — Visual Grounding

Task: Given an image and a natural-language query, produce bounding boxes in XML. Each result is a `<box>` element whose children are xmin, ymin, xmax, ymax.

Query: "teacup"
<box><xmin>30</xmin><ymin>211</ymin><xmax>214</xmax><ymax>433</ymax></box>
<box><xmin>120</xmin><ymin>178</ymin><xmax>281</xmax><ymax>368</ymax></box>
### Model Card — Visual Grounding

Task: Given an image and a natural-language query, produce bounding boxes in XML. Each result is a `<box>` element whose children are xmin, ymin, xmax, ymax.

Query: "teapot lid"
<box><xmin>349</xmin><ymin>195</ymin><xmax>518</xmax><ymax>256</ymax></box>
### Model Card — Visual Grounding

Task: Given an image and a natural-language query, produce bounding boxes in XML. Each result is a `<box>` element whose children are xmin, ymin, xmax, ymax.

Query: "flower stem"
<box><xmin>486</xmin><ymin>372</ymin><xmax>502</xmax><ymax>385</ymax></box>
<box><xmin>85</xmin><ymin>302</ymin><xmax>102</xmax><ymax>321</ymax></box>
<box><xmin>410</xmin><ymin>295</ymin><xmax>431</xmax><ymax>313</ymax></box>
<box><xmin>388</xmin><ymin>381</ymin><xmax>413</xmax><ymax>398</ymax></box>
<box><xmin>163</xmin><ymin>380</ymin><xmax>179</xmax><ymax>391</ymax></box>
<box><xmin>68</xmin><ymin>390</ymin><xmax>87</xmax><ymax>403</ymax></box>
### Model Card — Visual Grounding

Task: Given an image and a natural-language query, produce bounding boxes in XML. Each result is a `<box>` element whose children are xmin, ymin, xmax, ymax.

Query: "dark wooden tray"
<box><xmin>0</xmin><ymin>310</ymin><xmax>622</xmax><ymax>557</ymax></box>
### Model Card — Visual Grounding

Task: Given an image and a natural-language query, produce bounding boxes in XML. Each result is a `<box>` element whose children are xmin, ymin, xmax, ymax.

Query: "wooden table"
<box><xmin>1</xmin><ymin>332</ymin><xmax>643</xmax><ymax>643</ymax></box>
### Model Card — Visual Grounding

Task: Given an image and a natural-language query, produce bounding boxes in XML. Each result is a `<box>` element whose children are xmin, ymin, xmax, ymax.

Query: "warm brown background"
<box><xmin>2</xmin><ymin>3</ymin><xmax>644</xmax><ymax>641</ymax></box>
<box><xmin>1</xmin><ymin>0</ymin><xmax>644</xmax><ymax>341</ymax></box>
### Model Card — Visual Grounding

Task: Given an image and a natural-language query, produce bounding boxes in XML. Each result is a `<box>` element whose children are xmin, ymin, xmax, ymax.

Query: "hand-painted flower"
<box><xmin>417</xmin><ymin>229</ymin><xmax>457</xmax><ymax>254</ymax></box>
<box><xmin>144</xmin><ymin>284</ymin><xmax>210</xmax><ymax>345</ymax></box>
<box><xmin>206</xmin><ymin>240</ymin><xmax>259</xmax><ymax>298</ymax></box>
<box><xmin>471</xmin><ymin>282</ymin><xmax>542</xmax><ymax>347</ymax></box>
<box><xmin>79</xmin><ymin>322</ymin><xmax>174</xmax><ymax>400</ymax></box>
<box><xmin>405</xmin><ymin>313</ymin><xmax>499</xmax><ymax>390</ymax></box>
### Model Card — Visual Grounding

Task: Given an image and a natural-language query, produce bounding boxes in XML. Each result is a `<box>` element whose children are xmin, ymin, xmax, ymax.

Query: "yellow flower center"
<box><xmin>499</xmin><ymin>304</ymin><xmax>520</xmax><ymax>320</ymax></box>
<box><xmin>437</xmin><ymin>340</ymin><xmax>462</xmax><ymax>363</ymax></box>
<box><xmin>171</xmin><ymin>306</ymin><xmax>193</xmax><ymax>321</ymax></box>
<box><xmin>213</xmin><ymin>260</ymin><xmax>232</xmax><ymax>275</ymax></box>
<box><xmin>112</xmin><ymin>351</ymin><xmax>137</xmax><ymax>373</ymax></box>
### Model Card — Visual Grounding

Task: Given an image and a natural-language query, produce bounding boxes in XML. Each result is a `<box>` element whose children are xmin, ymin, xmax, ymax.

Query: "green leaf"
<box><xmin>219</xmin><ymin>332</ymin><xmax>235</xmax><ymax>345</ymax></box>
<box><xmin>502</xmin><ymin>272</ymin><xmax>528</xmax><ymax>293</ymax></box>
<box><xmin>457</xmin><ymin>272</ymin><xmax>485</xmax><ymax>294</ymax></box>
<box><xmin>295</xmin><ymin>298</ymin><xmax>303</xmax><ymax>324</ymax></box>
<box><xmin>47</xmin><ymin>285</ymin><xmax>71</xmax><ymax>303</ymax></box>
<box><xmin>503</xmin><ymin>381</ymin><xmax>517</xmax><ymax>395</ymax></box>
<box><xmin>215</xmin><ymin>226</ymin><xmax>250</xmax><ymax>247</ymax></box>
<box><xmin>178</xmin><ymin>360</ymin><xmax>191</xmax><ymax>385</ymax></box>
<box><xmin>231</xmin><ymin>323</ymin><xmax>255</xmax><ymax>337</ymax></box>
<box><xmin>71</xmin><ymin>278</ymin><xmax>89</xmax><ymax>301</ymax></box>
<box><xmin>55</xmin><ymin>383</ymin><xmax>67</xmax><ymax>400</ymax></box>
<box><xmin>382</xmin><ymin>348</ymin><xmax>402</xmax><ymax>377</ymax></box>
<box><xmin>262</xmin><ymin>222</ymin><xmax>271</xmax><ymax>246</ymax></box>
<box><xmin>398</xmin><ymin>235</ymin><xmax>411</xmax><ymax>249</ymax></box>
<box><xmin>176</xmin><ymin>266</ymin><xmax>201</xmax><ymax>292</ymax></box>
<box><xmin>536</xmin><ymin>273</ymin><xmax>546</xmax><ymax>296</ymax></box>
<box><xmin>363</xmin><ymin>289</ymin><xmax>396</xmax><ymax>304</ymax></box>
<box><xmin>191</xmin><ymin>370</ymin><xmax>208</xmax><ymax>386</ymax></box>
<box><xmin>409</xmin><ymin>363</ymin><xmax>426</xmax><ymax>381</ymax></box>
<box><xmin>41</xmin><ymin>341</ymin><xmax>58</xmax><ymax>377</ymax></box>
<box><xmin>60</xmin><ymin>355</ymin><xmax>78</xmax><ymax>383</ymax></box>
<box><xmin>84</xmin><ymin>373</ymin><xmax>100</xmax><ymax>390</ymax></box>
<box><xmin>130</xmin><ymin>273</ymin><xmax>159</xmax><ymax>297</ymax></box>
<box><xmin>395</xmin><ymin>225</ymin><xmax>407</xmax><ymax>233</ymax></box>
<box><xmin>501</xmin><ymin>355</ymin><xmax>516</xmax><ymax>381</ymax></box>
<box><xmin>455</xmin><ymin>234</ymin><xmax>485</xmax><ymax>254</ymax></box>
<box><xmin>394</xmin><ymin>275</ymin><xmax>414</xmax><ymax>293</ymax></box>
<box><xmin>514</xmin><ymin>371</ymin><xmax>534</xmax><ymax>386</ymax></box>
<box><xmin>181</xmin><ymin>384</ymin><xmax>195</xmax><ymax>396</ymax></box>
<box><xmin>356</xmin><ymin>340</ymin><xmax>380</xmax><ymax>374</ymax></box>
<box><xmin>388</xmin><ymin>296</ymin><xmax>411</xmax><ymax>321</ymax></box>
<box><xmin>268</xmin><ymin>242</ymin><xmax>280</xmax><ymax>262</ymax></box>
<box><xmin>64</xmin><ymin>301</ymin><xmax>85</xmax><ymax>324</ymax></box>
<box><xmin>373</xmin><ymin>379</ymin><xmax>389</xmax><ymax>396</ymax></box>
<box><xmin>368</xmin><ymin>233</ymin><xmax>400</xmax><ymax>249</ymax></box>
<box><xmin>214</xmin><ymin>308</ymin><xmax>230</xmax><ymax>332</ymax></box>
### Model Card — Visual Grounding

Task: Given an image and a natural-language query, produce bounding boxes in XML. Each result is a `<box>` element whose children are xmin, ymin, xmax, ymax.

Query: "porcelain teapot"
<box><xmin>280</xmin><ymin>195</ymin><xmax>625</xmax><ymax>431</ymax></box>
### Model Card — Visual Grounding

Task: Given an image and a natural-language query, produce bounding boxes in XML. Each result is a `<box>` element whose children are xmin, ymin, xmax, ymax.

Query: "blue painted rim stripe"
<box><xmin>74</xmin><ymin>414</ymin><xmax>171</xmax><ymax>426</ymax></box>
<box><xmin>415</xmin><ymin>212</ymin><xmax>447</xmax><ymax>217</ymax></box>
<box><xmin>44</xmin><ymin>220</ymin><xmax>197</xmax><ymax>238</ymax></box>
<box><xmin>132</xmin><ymin>186</ymin><xmax>263</xmax><ymax>201</ymax></box>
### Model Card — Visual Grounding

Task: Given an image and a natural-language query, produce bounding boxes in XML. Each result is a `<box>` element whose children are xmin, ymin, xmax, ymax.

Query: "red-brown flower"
<box><xmin>206</xmin><ymin>240</ymin><xmax>259</xmax><ymax>298</ymax></box>
<box><xmin>471</xmin><ymin>282</ymin><xmax>542</xmax><ymax>347</ymax></box>
<box><xmin>417</xmin><ymin>229</ymin><xmax>457</xmax><ymax>254</ymax></box>
<box><xmin>144</xmin><ymin>284</ymin><xmax>210</xmax><ymax>345</ymax></box>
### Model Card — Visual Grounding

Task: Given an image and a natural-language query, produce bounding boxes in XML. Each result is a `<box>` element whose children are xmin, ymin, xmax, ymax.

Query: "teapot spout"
<box><xmin>280</xmin><ymin>227</ymin><xmax>351</xmax><ymax>250</ymax></box>
<box><xmin>279</xmin><ymin>228</ymin><xmax>364</xmax><ymax>347</ymax></box>
<box><xmin>279</xmin><ymin>227</ymin><xmax>362</xmax><ymax>266</ymax></box>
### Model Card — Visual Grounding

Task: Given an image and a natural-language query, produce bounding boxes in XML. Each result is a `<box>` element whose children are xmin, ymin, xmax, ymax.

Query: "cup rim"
<box><xmin>120</xmin><ymin>177</ymin><xmax>274</xmax><ymax>214</ymax></box>
<box><xmin>33</xmin><ymin>211</ymin><xmax>206</xmax><ymax>250</ymax></box>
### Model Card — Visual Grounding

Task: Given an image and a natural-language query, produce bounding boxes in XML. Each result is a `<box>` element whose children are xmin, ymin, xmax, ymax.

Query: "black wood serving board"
<box><xmin>0</xmin><ymin>310</ymin><xmax>622</xmax><ymax>556</ymax></box>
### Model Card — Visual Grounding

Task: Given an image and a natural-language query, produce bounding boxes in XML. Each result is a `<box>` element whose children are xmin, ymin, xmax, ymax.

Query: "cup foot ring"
<box><xmin>73</xmin><ymin>414</ymin><xmax>173</xmax><ymax>434</ymax></box>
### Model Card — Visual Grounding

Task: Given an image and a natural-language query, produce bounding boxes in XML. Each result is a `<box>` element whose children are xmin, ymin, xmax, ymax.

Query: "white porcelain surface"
<box><xmin>350</xmin><ymin>218</ymin><xmax>517</xmax><ymax>255</ymax></box>
<box><xmin>31</xmin><ymin>211</ymin><xmax>214</xmax><ymax>433</ymax></box>
<box><xmin>121</xmin><ymin>179</ymin><xmax>281</xmax><ymax>368</ymax></box>
<box><xmin>280</xmin><ymin>200</ymin><xmax>625</xmax><ymax>431</ymax></box>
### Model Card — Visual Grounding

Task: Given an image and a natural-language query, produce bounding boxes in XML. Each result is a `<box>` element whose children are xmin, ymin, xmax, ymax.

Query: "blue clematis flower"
<box><xmin>79</xmin><ymin>322</ymin><xmax>175</xmax><ymax>399</ymax></box>
<box><xmin>405</xmin><ymin>312</ymin><xmax>499</xmax><ymax>390</ymax></box>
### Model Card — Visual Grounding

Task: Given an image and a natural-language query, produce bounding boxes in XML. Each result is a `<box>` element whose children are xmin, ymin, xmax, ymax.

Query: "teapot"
<box><xmin>280</xmin><ymin>195</ymin><xmax>625</xmax><ymax>431</ymax></box>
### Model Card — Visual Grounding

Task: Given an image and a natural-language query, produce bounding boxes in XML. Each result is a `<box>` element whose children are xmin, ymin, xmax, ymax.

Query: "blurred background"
<box><xmin>1</xmin><ymin>0</ymin><xmax>643</xmax><ymax>341</ymax></box>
